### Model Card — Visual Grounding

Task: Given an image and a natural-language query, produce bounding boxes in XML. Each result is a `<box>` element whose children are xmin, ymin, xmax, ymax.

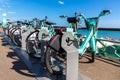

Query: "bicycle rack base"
<box><xmin>1</xmin><ymin>32</ymin><xmax>91</xmax><ymax>80</ymax></box>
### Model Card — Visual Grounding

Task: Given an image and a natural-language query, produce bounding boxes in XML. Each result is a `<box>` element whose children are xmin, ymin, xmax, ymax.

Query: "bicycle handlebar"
<box><xmin>59</xmin><ymin>15</ymin><xmax>68</xmax><ymax>18</ymax></box>
<box><xmin>59</xmin><ymin>12</ymin><xmax>82</xmax><ymax>18</ymax></box>
<box><xmin>98</xmin><ymin>10</ymin><xmax>111</xmax><ymax>17</ymax></box>
<box><xmin>60</xmin><ymin>10</ymin><xmax>111</xmax><ymax>29</ymax></box>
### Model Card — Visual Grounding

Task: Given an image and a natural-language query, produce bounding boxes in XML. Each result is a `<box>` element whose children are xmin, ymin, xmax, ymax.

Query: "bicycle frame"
<box><xmin>65</xmin><ymin>10</ymin><xmax>111</xmax><ymax>56</ymax></box>
<box><xmin>25</xmin><ymin>17</ymin><xmax>58</xmax><ymax>58</ymax></box>
<box><xmin>38</xmin><ymin>20</ymin><xmax>56</xmax><ymax>40</ymax></box>
<box><xmin>78</xmin><ymin>18</ymin><xmax>98</xmax><ymax>55</ymax></box>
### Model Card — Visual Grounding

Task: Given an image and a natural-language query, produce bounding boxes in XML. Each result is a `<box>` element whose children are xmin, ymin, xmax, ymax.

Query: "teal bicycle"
<box><xmin>26</xmin><ymin>17</ymin><xmax>56</xmax><ymax>58</ymax></box>
<box><xmin>45</xmin><ymin>10</ymin><xmax>111</xmax><ymax>75</ymax></box>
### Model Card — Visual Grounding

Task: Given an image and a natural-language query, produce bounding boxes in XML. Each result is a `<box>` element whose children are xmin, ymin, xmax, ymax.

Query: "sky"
<box><xmin>0</xmin><ymin>0</ymin><xmax>120</xmax><ymax>28</ymax></box>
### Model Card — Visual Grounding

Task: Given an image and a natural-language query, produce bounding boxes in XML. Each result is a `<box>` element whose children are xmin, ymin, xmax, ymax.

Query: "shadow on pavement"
<box><xmin>7</xmin><ymin>52</ymin><xmax>35</xmax><ymax>77</ymax></box>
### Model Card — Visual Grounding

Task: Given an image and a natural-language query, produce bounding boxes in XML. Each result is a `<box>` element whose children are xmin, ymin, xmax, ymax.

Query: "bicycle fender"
<box><xmin>49</xmin><ymin>35</ymin><xmax>61</xmax><ymax>51</ymax></box>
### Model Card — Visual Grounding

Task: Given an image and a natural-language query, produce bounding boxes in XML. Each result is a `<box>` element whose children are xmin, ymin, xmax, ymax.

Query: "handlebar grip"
<box><xmin>45</xmin><ymin>16</ymin><xmax>48</xmax><ymax>19</ymax></box>
<box><xmin>103</xmin><ymin>10</ymin><xmax>111</xmax><ymax>14</ymax></box>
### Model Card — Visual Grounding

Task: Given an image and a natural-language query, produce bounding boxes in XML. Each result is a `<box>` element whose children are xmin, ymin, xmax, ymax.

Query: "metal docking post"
<box><xmin>61</xmin><ymin>32</ymin><xmax>91</xmax><ymax>80</ymax></box>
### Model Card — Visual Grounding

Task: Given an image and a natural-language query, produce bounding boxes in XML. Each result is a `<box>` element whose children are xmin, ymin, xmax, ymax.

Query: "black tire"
<box><xmin>26</xmin><ymin>30</ymin><xmax>39</xmax><ymax>41</ymax></box>
<box><xmin>26</xmin><ymin>30</ymin><xmax>39</xmax><ymax>53</ymax></box>
<box><xmin>45</xmin><ymin>46</ymin><xmax>66</xmax><ymax>75</ymax></box>
<box><xmin>12</xmin><ymin>28</ymin><xmax>21</xmax><ymax>46</ymax></box>
<box><xmin>26</xmin><ymin>40</ymin><xmax>37</xmax><ymax>55</ymax></box>
<box><xmin>26</xmin><ymin>30</ymin><xmax>42</xmax><ymax>58</ymax></box>
<box><xmin>9</xmin><ymin>28</ymin><xmax>16</xmax><ymax>39</ymax></box>
<box><xmin>12</xmin><ymin>34</ymin><xmax>21</xmax><ymax>46</ymax></box>
<box><xmin>4</xmin><ymin>27</ymin><xmax>8</xmax><ymax>36</ymax></box>
<box><xmin>26</xmin><ymin>40</ymin><xmax>43</xmax><ymax>58</ymax></box>
<box><xmin>8</xmin><ymin>28</ymin><xmax>13</xmax><ymax>38</ymax></box>
<box><xmin>8</xmin><ymin>27</ymin><xmax>13</xmax><ymax>37</ymax></box>
<box><xmin>91</xmin><ymin>52</ymin><xmax>95</xmax><ymax>62</ymax></box>
<box><xmin>86</xmin><ymin>47</ymin><xmax>95</xmax><ymax>62</ymax></box>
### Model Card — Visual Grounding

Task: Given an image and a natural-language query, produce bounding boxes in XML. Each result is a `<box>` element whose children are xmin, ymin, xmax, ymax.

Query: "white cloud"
<box><xmin>0</xmin><ymin>0</ymin><xmax>12</xmax><ymax>18</ymax></box>
<box><xmin>7</xmin><ymin>11</ymin><xmax>16</xmax><ymax>14</ymax></box>
<box><xmin>58</xmin><ymin>1</ymin><xmax>64</xmax><ymax>5</ymax></box>
<box><xmin>0</xmin><ymin>0</ymin><xmax>8</xmax><ymax>3</ymax></box>
<box><xmin>2</xmin><ymin>13</ymin><xmax>6</xmax><ymax>16</ymax></box>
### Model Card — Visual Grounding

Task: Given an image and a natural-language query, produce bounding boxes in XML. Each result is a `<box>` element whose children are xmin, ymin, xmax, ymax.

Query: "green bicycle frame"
<box><xmin>66</xmin><ymin>10</ymin><xmax>111</xmax><ymax>55</ymax></box>
<box><xmin>39</xmin><ymin>19</ymin><xmax>56</xmax><ymax>38</ymax></box>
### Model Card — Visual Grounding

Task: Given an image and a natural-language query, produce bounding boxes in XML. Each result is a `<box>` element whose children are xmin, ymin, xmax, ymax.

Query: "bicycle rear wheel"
<box><xmin>26</xmin><ymin>30</ymin><xmax>42</xmax><ymax>58</ymax></box>
<box><xmin>12</xmin><ymin>28</ymin><xmax>21</xmax><ymax>46</ymax></box>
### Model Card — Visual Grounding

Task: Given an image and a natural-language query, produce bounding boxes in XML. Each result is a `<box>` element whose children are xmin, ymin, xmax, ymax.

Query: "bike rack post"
<box><xmin>2</xmin><ymin>13</ymin><xmax>7</xmax><ymax>34</ymax></box>
<box><xmin>21</xmin><ymin>27</ymin><xmax>34</xmax><ymax>50</ymax></box>
<box><xmin>61</xmin><ymin>31</ymin><xmax>91</xmax><ymax>80</ymax></box>
<box><xmin>2</xmin><ymin>13</ymin><xmax>7</xmax><ymax>28</ymax></box>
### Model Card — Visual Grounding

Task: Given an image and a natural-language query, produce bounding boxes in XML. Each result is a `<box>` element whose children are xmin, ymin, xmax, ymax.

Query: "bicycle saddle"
<box><xmin>45</xmin><ymin>21</ymin><xmax>56</xmax><ymax>25</ymax></box>
<box><xmin>67</xmin><ymin>17</ymin><xmax>79</xmax><ymax>23</ymax></box>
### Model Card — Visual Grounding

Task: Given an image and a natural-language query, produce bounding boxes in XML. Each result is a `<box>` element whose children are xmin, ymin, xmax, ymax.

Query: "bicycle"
<box><xmin>44</xmin><ymin>10</ymin><xmax>111</xmax><ymax>75</ymax></box>
<box><xmin>26</xmin><ymin>17</ymin><xmax>56</xmax><ymax>58</ymax></box>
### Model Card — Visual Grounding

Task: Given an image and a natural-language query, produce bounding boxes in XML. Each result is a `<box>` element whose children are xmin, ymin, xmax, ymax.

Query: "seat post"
<box><xmin>72</xmin><ymin>23</ymin><xmax>77</xmax><ymax>32</ymax></box>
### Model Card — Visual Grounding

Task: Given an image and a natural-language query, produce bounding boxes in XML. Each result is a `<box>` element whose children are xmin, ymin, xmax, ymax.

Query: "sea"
<box><xmin>77</xmin><ymin>29</ymin><xmax>120</xmax><ymax>40</ymax></box>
